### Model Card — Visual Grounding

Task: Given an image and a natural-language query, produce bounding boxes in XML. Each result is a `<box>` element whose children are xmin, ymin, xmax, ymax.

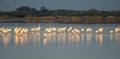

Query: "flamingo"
<box><xmin>98</xmin><ymin>28</ymin><xmax>104</xmax><ymax>33</ymax></box>
<box><xmin>81</xmin><ymin>28</ymin><xmax>84</xmax><ymax>32</ymax></box>
<box><xmin>86</xmin><ymin>28</ymin><xmax>92</xmax><ymax>33</ymax></box>
<box><xmin>68</xmin><ymin>27</ymin><xmax>73</xmax><ymax>32</ymax></box>
<box><xmin>110</xmin><ymin>30</ymin><xmax>114</xmax><ymax>34</ymax></box>
<box><xmin>115</xmin><ymin>27</ymin><xmax>120</xmax><ymax>33</ymax></box>
<box><xmin>96</xmin><ymin>30</ymin><xmax>99</xmax><ymax>34</ymax></box>
<box><xmin>96</xmin><ymin>27</ymin><xmax>104</xmax><ymax>34</ymax></box>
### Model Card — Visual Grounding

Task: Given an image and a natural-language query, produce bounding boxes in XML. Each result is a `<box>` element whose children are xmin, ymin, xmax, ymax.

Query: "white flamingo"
<box><xmin>110</xmin><ymin>30</ymin><xmax>114</xmax><ymax>34</ymax></box>
<box><xmin>86</xmin><ymin>28</ymin><xmax>92</xmax><ymax>33</ymax></box>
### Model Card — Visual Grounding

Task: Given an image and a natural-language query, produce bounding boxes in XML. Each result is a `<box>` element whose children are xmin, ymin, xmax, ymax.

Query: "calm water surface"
<box><xmin>0</xmin><ymin>23</ymin><xmax>120</xmax><ymax>59</ymax></box>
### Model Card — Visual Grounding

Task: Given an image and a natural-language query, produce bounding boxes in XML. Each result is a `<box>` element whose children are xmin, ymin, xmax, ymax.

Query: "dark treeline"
<box><xmin>0</xmin><ymin>6</ymin><xmax>120</xmax><ymax>18</ymax></box>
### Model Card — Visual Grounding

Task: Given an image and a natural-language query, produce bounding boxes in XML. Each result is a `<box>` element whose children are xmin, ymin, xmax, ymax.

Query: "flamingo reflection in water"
<box><xmin>14</xmin><ymin>27</ymin><xmax>29</xmax><ymax>46</ymax></box>
<box><xmin>14</xmin><ymin>26</ymin><xmax>41</xmax><ymax>46</ymax></box>
<box><xmin>14</xmin><ymin>27</ymin><xmax>29</xmax><ymax>45</ymax></box>
<box><xmin>31</xmin><ymin>26</ymin><xmax>41</xmax><ymax>46</ymax></box>
<box><xmin>57</xmin><ymin>27</ymin><xmax>66</xmax><ymax>46</ymax></box>
<box><xmin>67</xmin><ymin>27</ymin><xmax>81</xmax><ymax>46</ymax></box>
<box><xmin>96</xmin><ymin>33</ymin><xmax>103</xmax><ymax>47</ymax></box>
<box><xmin>114</xmin><ymin>27</ymin><xmax>120</xmax><ymax>42</ymax></box>
<box><xmin>43</xmin><ymin>27</ymin><xmax>57</xmax><ymax>46</ymax></box>
<box><xmin>0</xmin><ymin>28</ymin><xmax>11</xmax><ymax>47</ymax></box>
<box><xmin>0</xmin><ymin>26</ymin><xmax>120</xmax><ymax>47</ymax></box>
<box><xmin>95</xmin><ymin>27</ymin><xmax>104</xmax><ymax>46</ymax></box>
<box><xmin>109</xmin><ymin>27</ymin><xmax>120</xmax><ymax>44</ymax></box>
<box><xmin>86</xmin><ymin>28</ymin><xmax>92</xmax><ymax>47</ymax></box>
<box><xmin>109</xmin><ymin>30</ymin><xmax>114</xmax><ymax>43</ymax></box>
<box><xmin>80</xmin><ymin>28</ymin><xmax>85</xmax><ymax>46</ymax></box>
<box><xmin>86</xmin><ymin>33</ymin><xmax>92</xmax><ymax>47</ymax></box>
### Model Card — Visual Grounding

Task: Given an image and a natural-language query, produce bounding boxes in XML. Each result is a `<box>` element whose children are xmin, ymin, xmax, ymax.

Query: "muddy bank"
<box><xmin>0</xmin><ymin>17</ymin><xmax>120</xmax><ymax>24</ymax></box>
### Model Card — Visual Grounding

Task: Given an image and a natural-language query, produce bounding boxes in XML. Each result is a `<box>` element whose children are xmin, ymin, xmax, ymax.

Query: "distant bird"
<box><xmin>110</xmin><ymin>30</ymin><xmax>114</xmax><ymax>34</ymax></box>
<box><xmin>115</xmin><ymin>27</ymin><xmax>120</xmax><ymax>33</ymax></box>
<box><xmin>1</xmin><ymin>28</ymin><xmax>11</xmax><ymax>34</ymax></box>
<box><xmin>86</xmin><ymin>28</ymin><xmax>92</xmax><ymax>33</ymax></box>
<box><xmin>68</xmin><ymin>27</ymin><xmax>73</xmax><ymax>32</ymax></box>
<box><xmin>96</xmin><ymin>30</ymin><xmax>99</xmax><ymax>34</ymax></box>
<box><xmin>57</xmin><ymin>28</ymin><xmax>61</xmax><ymax>33</ymax></box>
<box><xmin>96</xmin><ymin>27</ymin><xmax>104</xmax><ymax>34</ymax></box>
<box><xmin>14</xmin><ymin>27</ymin><xmax>20</xmax><ymax>34</ymax></box>
<box><xmin>71</xmin><ymin>29</ymin><xmax>79</xmax><ymax>34</ymax></box>
<box><xmin>2</xmin><ymin>29</ymin><xmax>8</xmax><ymax>34</ymax></box>
<box><xmin>61</xmin><ymin>27</ymin><xmax>66</xmax><ymax>32</ymax></box>
<box><xmin>98</xmin><ymin>28</ymin><xmax>104</xmax><ymax>33</ymax></box>
<box><xmin>43</xmin><ymin>33</ymin><xmax>48</xmax><ymax>38</ymax></box>
<box><xmin>52</xmin><ymin>27</ymin><xmax>57</xmax><ymax>32</ymax></box>
<box><xmin>36</xmin><ymin>26</ymin><xmax>41</xmax><ymax>31</ymax></box>
<box><xmin>81</xmin><ymin>28</ymin><xmax>84</xmax><ymax>32</ymax></box>
<box><xmin>75</xmin><ymin>29</ymin><xmax>80</xmax><ymax>34</ymax></box>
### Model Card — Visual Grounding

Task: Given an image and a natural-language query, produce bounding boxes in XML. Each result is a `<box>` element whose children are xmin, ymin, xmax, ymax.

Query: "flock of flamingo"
<box><xmin>0</xmin><ymin>25</ymin><xmax>120</xmax><ymax>46</ymax></box>
<box><xmin>0</xmin><ymin>26</ymin><xmax>120</xmax><ymax>35</ymax></box>
<box><xmin>43</xmin><ymin>26</ymin><xmax>120</xmax><ymax>38</ymax></box>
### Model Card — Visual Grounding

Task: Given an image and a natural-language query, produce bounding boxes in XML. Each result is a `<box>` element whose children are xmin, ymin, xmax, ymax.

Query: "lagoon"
<box><xmin>0</xmin><ymin>23</ymin><xmax>120</xmax><ymax>59</ymax></box>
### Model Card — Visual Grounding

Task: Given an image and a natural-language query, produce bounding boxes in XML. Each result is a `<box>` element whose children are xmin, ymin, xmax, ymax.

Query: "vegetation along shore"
<box><xmin>0</xmin><ymin>6</ymin><xmax>120</xmax><ymax>24</ymax></box>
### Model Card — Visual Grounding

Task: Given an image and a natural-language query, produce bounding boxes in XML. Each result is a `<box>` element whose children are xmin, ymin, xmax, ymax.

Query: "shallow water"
<box><xmin>0</xmin><ymin>23</ymin><xmax>120</xmax><ymax>59</ymax></box>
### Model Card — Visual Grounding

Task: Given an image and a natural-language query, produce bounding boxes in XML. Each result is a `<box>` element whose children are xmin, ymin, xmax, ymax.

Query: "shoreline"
<box><xmin>0</xmin><ymin>17</ymin><xmax>120</xmax><ymax>24</ymax></box>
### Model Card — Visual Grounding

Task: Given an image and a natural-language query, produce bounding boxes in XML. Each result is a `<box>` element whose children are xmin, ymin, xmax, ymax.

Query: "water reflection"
<box><xmin>0</xmin><ymin>26</ymin><xmax>120</xmax><ymax>47</ymax></box>
<box><xmin>115</xmin><ymin>33</ymin><xmax>120</xmax><ymax>42</ymax></box>
<box><xmin>96</xmin><ymin>33</ymin><xmax>103</xmax><ymax>47</ymax></box>
<box><xmin>68</xmin><ymin>32</ymin><xmax>75</xmax><ymax>45</ymax></box>
<box><xmin>86</xmin><ymin>33</ymin><xmax>92</xmax><ymax>46</ymax></box>
<box><xmin>58</xmin><ymin>32</ymin><xmax>66</xmax><ymax>46</ymax></box>
<box><xmin>76</xmin><ymin>33</ymin><xmax>80</xmax><ymax>45</ymax></box>
<box><xmin>31</xmin><ymin>31</ymin><xmax>40</xmax><ymax>46</ymax></box>
<box><xmin>14</xmin><ymin>32</ymin><xmax>29</xmax><ymax>46</ymax></box>
<box><xmin>1</xmin><ymin>33</ymin><xmax>11</xmax><ymax>47</ymax></box>
<box><xmin>14</xmin><ymin>26</ymin><xmax>41</xmax><ymax>46</ymax></box>
<box><xmin>81</xmin><ymin>33</ymin><xmax>84</xmax><ymax>46</ymax></box>
<box><xmin>67</xmin><ymin>28</ymin><xmax>81</xmax><ymax>46</ymax></box>
<box><xmin>43</xmin><ymin>32</ymin><xmax>56</xmax><ymax>46</ymax></box>
<box><xmin>110</xmin><ymin>34</ymin><xmax>113</xmax><ymax>43</ymax></box>
<box><xmin>0</xmin><ymin>28</ymin><xmax>11</xmax><ymax>47</ymax></box>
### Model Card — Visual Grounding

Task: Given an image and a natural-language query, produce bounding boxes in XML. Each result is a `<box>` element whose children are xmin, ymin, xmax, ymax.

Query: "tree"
<box><xmin>88</xmin><ymin>8</ymin><xmax>99</xmax><ymax>16</ymax></box>
<box><xmin>39</xmin><ymin>6</ymin><xmax>49</xmax><ymax>16</ymax></box>
<box><xmin>41</xmin><ymin>6</ymin><xmax>48</xmax><ymax>13</ymax></box>
<box><xmin>16</xmin><ymin>6</ymin><xmax>30</xmax><ymax>17</ymax></box>
<box><xmin>29</xmin><ymin>8</ymin><xmax>37</xmax><ymax>12</ymax></box>
<box><xmin>16</xmin><ymin>6</ymin><xmax>30</xmax><ymax>13</ymax></box>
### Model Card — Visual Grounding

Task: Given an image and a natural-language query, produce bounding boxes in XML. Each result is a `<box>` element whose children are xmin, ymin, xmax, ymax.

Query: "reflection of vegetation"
<box><xmin>0</xmin><ymin>6</ymin><xmax>120</xmax><ymax>18</ymax></box>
